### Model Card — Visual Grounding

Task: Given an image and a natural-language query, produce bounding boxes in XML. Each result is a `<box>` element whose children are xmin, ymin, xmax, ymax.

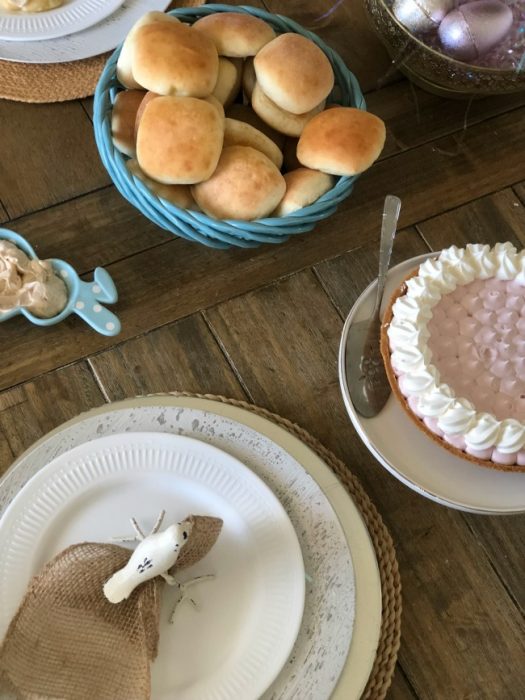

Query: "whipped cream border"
<box><xmin>387</xmin><ymin>242</ymin><xmax>525</xmax><ymax>455</ymax></box>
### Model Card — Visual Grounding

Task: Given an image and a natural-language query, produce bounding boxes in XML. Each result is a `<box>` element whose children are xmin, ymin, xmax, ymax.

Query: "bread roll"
<box><xmin>212</xmin><ymin>57</ymin><xmax>242</xmax><ymax>107</ymax></box>
<box><xmin>134</xmin><ymin>91</ymin><xmax>159</xmax><ymax>139</ymax></box>
<box><xmin>137</xmin><ymin>96</ymin><xmax>224</xmax><ymax>185</ymax></box>
<box><xmin>225</xmin><ymin>103</ymin><xmax>284</xmax><ymax>148</ymax></box>
<box><xmin>117</xmin><ymin>11</ymin><xmax>179</xmax><ymax>89</ymax></box>
<box><xmin>111</xmin><ymin>89</ymin><xmax>146</xmax><ymax>157</ymax></box>
<box><xmin>132</xmin><ymin>22</ymin><xmax>219</xmax><ymax>97</ymax></box>
<box><xmin>192</xmin><ymin>12</ymin><xmax>275</xmax><ymax>57</ymax></box>
<box><xmin>224</xmin><ymin>118</ymin><xmax>283</xmax><ymax>169</ymax></box>
<box><xmin>254</xmin><ymin>33</ymin><xmax>334</xmax><ymax>114</ymax></box>
<box><xmin>242</xmin><ymin>57</ymin><xmax>256</xmax><ymax>101</ymax></box>
<box><xmin>297</xmin><ymin>107</ymin><xmax>386</xmax><ymax>176</ymax></box>
<box><xmin>192</xmin><ymin>146</ymin><xmax>285</xmax><ymax>220</ymax></box>
<box><xmin>273</xmin><ymin>168</ymin><xmax>334</xmax><ymax>216</ymax></box>
<box><xmin>202</xmin><ymin>94</ymin><xmax>225</xmax><ymax>118</ymax></box>
<box><xmin>127</xmin><ymin>159</ymin><xmax>199</xmax><ymax>210</ymax></box>
<box><xmin>252</xmin><ymin>82</ymin><xmax>324</xmax><ymax>138</ymax></box>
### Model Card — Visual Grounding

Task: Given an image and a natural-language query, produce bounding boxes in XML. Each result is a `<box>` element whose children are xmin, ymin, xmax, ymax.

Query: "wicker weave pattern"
<box><xmin>93</xmin><ymin>4</ymin><xmax>366</xmax><ymax>249</ymax></box>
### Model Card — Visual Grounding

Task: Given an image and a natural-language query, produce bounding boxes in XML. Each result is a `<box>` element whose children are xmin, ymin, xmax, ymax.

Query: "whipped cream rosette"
<box><xmin>381</xmin><ymin>242</ymin><xmax>525</xmax><ymax>471</ymax></box>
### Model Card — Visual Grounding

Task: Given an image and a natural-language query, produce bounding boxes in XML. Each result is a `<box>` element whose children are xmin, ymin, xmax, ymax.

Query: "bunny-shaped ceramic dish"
<box><xmin>0</xmin><ymin>228</ymin><xmax>121</xmax><ymax>336</ymax></box>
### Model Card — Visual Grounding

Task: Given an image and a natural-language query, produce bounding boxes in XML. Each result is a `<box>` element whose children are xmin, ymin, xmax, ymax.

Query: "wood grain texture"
<box><xmin>0</xmin><ymin>101</ymin><xmax>109</xmax><ymax>219</ymax></box>
<box><xmin>3</xmin><ymin>99</ymin><xmax>525</xmax><ymax>390</ymax></box>
<box><xmin>370</xmin><ymin>85</ymin><xmax>525</xmax><ymax>155</ymax></box>
<box><xmin>387</xmin><ymin>667</ymin><xmax>419</xmax><ymax>700</ymax></box>
<box><xmin>314</xmin><ymin>228</ymin><xmax>429</xmax><ymax>318</ymax></box>
<box><xmin>417</xmin><ymin>189</ymin><xmax>525</xmax><ymax>251</ymax></box>
<box><xmin>0</xmin><ymin>363</ymin><xmax>104</xmax><ymax>476</ymax></box>
<box><xmin>512</xmin><ymin>181</ymin><xmax>525</xmax><ymax>207</ymax></box>
<box><xmin>8</xmin><ymin>186</ymin><xmax>170</xmax><ymax>273</ymax></box>
<box><xmin>89</xmin><ymin>314</ymin><xmax>245</xmax><ymax>402</ymax></box>
<box><xmin>205</xmin><ymin>270</ymin><xmax>525</xmax><ymax>699</ymax></box>
<box><xmin>0</xmin><ymin>201</ymin><xmax>7</xmax><ymax>223</ymax></box>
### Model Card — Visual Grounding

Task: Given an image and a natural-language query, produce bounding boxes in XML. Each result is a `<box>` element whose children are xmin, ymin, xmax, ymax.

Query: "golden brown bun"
<box><xmin>117</xmin><ymin>11</ymin><xmax>179</xmax><ymax>89</ymax></box>
<box><xmin>252</xmin><ymin>82</ymin><xmax>324</xmax><ymax>138</ymax></box>
<box><xmin>136</xmin><ymin>96</ymin><xmax>224</xmax><ymax>185</ymax></box>
<box><xmin>192</xmin><ymin>146</ymin><xmax>285</xmax><ymax>220</ymax></box>
<box><xmin>282</xmin><ymin>137</ymin><xmax>301</xmax><ymax>172</ymax></box>
<box><xmin>111</xmin><ymin>89</ymin><xmax>145</xmax><ymax>157</ymax></box>
<box><xmin>254</xmin><ymin>33</ymin><xmax>334</xmax><ymax>114</ymax></box>
<box><xmin>224</xmin><ymin>118</ymin><xmax>283</xmax><ymax>169</ymax></box>
<box><xmin>134</xmin><ymin>90</ymin><xmax>159</xmax><ymax>139</ymax></box>
<box><xmin>132</xmin><ymin>22</ymin><xmax>219</xmax><ymax>97</ymax></box>
<box><xmin>273</xmin><ymin>168</ymin><xmax>334</xmax><ymax>216</ymax></box>
<box><xmin>202</xmin><ymin>94</ymin><xmax>225</xmax><ymax>118</ymax></box>
<box><xmin>225</xmin><ymin>103</ymin><xmax>285</xmax><ymax>149</ymax></box>
<box><xmin>242</xmin><ymin>57</ymin><xmax>256</xmax><ymax>101</ymax></box>
<box><xmin>192</xmin><ymin>12</ymin><xmax>275</xmax><ymax>57</ymax></box>
<box><xmin>297</xmin><ymin>107</ymin><xmax>386</xmax><ymax>176</ymax></box>
<box><xmin>212</xmin><ymin>57</ymin><xmax>242</xmax><ymax>107</ymax></box>
<box><xmin>126</xmin><ymin>159</ymin><xmax>199</xmax><ymax>210</ymax></box>
<box><xmin>380</xmin><ymin>272</ymin><xmax>525</xmax><ymax>473</ymax></box>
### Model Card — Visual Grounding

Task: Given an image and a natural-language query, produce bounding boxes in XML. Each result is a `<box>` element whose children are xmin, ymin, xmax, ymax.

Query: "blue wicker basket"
<box><xmin>93</xmin><ymin>4</ymin><xmax>366</xmax><ymax>249</ymax></box>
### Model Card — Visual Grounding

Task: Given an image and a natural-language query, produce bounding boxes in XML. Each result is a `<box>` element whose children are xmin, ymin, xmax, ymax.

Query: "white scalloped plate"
<box><xmin>0</xmin><ymin>0</ymin><xmax>124</xmax><ymax>42</ymax></box>
<box><xmin>0</xmin><ymin>0</ymin><xmax>170</xmax><ymax>61</ymax></box>
<box><xmin>0</xmin><ymin>432</ymin><xmax>305</xmax><ymax>700</ymax></box>
<box><xmin>339</xmin><ymin>252</ymin><xmax>525</xmax><ymax>514</ymax></box>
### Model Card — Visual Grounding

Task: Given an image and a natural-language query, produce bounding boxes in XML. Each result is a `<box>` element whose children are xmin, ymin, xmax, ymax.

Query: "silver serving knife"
<box><xmin>345</xmin><ymin>195</ymin><xmax>402</xmax><ymax>418</ymax></box>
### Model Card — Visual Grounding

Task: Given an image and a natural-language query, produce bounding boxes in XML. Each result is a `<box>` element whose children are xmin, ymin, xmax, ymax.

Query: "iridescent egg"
<box><xmin>438</xmin><ymin>0</ymin><xmax>514</xmax><ymax>62</ymax></box>
<box><xmin>392</xmin><ymin>0</ymin><xmax>454</xmax><ymax>35</ymax></box>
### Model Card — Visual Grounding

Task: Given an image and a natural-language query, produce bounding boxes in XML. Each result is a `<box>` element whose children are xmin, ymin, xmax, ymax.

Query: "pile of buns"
<box><xmin>111</xmin><ymin>10</ymin><xmax>386</xmax><ymax>221</ymax></box>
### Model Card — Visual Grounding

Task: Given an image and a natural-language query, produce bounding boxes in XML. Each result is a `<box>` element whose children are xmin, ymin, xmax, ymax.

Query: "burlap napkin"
<box><xmin>0</xmin><ymin>515</ymin><xmax>222</xmax><ymax>700</ymax></box>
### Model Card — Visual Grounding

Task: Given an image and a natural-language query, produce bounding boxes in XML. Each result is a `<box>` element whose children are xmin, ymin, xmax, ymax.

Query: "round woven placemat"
<box><xmin>0</xmin><ymin>1</ymin><xmax>202</xmax><ymax>103</ymax></box>
<box><xmin>169</xmin><ymin>391</ymin><xmax>402</xmax><ymax>700</ymax></box>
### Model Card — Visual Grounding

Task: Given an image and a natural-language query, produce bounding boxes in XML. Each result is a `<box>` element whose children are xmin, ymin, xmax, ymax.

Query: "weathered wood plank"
<box><xmin>204</xmin><ymin>270</ymin><xmax>525</xmax><ymax>699</ymax></box>
<box><xmin>89</xmin><ymin>314</ymin><xmax>245</xmax><ymax>401</ymax></box>
<box><xmin>0</xmin><ymin>363</ymin><xmax>104</xmax><ymax>476</ymax></box>
<box><xmin>314</xmin><ymin>227</ymin><xmax>429</xmax><ymax>317</ymax></box>
<box><xmin>417</xmin><ymin>189</ymin><xmax>525</xmax><ymax>251</ymax></box>
<box><xmin>0</xmin><ymin>101</ymin><xmax>109</xmax><ymax>219</ymax></box>
<box><xmin>387</xmin><ymin>667</ymin><xmax>420</xmax><ymax>700</ymax></box>
<box><xmin>2</xmin><ymin>107</ymin><xmax>525</xmax><ymax>390</ymax></box>
<box><xmin>8</xmin><ymin>186</ymin><xmax>170</xmax><ymax>273</ymax></box>
<box><xmin>512</xmin><ymin>181</ymin><xmax>525</xmax><ymax>207</ymax></box>
<box><xmin>0</xmin><ymin>201</ymin><xmax>7</xmax><ymax>223</ymax></box>
<box><xmin>366</xmin><ymin>83</ymin><xmax>525</xmax><ymax>155</ymax></box>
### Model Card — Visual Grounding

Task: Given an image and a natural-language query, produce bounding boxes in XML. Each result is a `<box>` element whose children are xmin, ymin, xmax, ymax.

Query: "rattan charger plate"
<box><xmin>0</xmin><ymin>1</ymin><xmax>201</xmax><ymax>103</ymax></box>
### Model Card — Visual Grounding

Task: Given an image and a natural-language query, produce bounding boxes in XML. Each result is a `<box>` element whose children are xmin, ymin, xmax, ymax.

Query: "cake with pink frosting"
<box><xmin>380</xmin><ymin>242</ymin><xmax>525</xmax><ymax>472</ymax></box>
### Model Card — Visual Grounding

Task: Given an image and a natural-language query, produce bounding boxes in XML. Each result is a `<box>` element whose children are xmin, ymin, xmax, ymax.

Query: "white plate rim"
<box><xmin>339</xmin><ymin>251</ymin><xmax>525</xmax><ymax>515</ymax></box>
<box><xmin>0</xmin><ymin>431</ymin><xmax>305</xmax><ymax>700</ymax></box>
<box><xmin>0</xmin><ymin>0</ymin><xmax>124</xmax><ymax>43</ymax></box>
<box><xmin>0</xmin><ymin>395</ymin><xmax>382</xmax><ymax>700</ymax></box>
<box><xmin>0</xmin><ymin>0</ymin><xmax>170</xmax><ymax>63</ymax></box>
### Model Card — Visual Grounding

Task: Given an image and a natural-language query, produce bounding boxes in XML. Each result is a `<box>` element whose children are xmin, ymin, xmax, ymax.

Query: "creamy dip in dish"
<box><xmin>0</xmin><ymin>240</ymin><xmax>68</xmax><ymax>318</ymax></box>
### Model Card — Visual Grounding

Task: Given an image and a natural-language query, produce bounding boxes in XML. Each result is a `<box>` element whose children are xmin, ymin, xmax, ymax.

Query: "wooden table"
<box><xmin>1</xmin><ymin>1</ymin><xmax>524</xmax><ymax>698</ymax></box>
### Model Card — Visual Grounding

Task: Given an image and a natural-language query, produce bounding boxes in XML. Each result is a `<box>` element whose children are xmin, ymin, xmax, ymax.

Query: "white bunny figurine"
<box><xmin>103</xmin><ymin>510</ymin><xmax>213</xmax><ymax>618</ymax></box>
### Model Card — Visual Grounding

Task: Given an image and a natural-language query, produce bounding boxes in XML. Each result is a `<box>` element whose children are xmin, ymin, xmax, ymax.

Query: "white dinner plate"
<box><xmin>339</xmin><ymin>252</ymin><xmax>525</xmax><ymax>515</ymax></box>
<box><xmin>0</xmin><ymin>0</ymin><xmax>124</xmax><ymax>42</ymax></box>
<box><xmin>0</xmin><ymin>0</ymin><xmax>170</xmax><ymax>62</ymax></box>
<box><xmin>0</xmin><ymin>432</ymin><xmax>305</xmax><ymax>700</ymax></box>
<box><xmin>0</xmin><ymin>396</ymin><xmax>382</xmax><ymax>700</ymax></box>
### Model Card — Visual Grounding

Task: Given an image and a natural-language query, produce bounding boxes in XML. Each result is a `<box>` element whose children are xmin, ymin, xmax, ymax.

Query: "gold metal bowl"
<box><xmin>364</xmin><ymin>0</ymin><xmax>525</xmax><ymax>97</ymax></box>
